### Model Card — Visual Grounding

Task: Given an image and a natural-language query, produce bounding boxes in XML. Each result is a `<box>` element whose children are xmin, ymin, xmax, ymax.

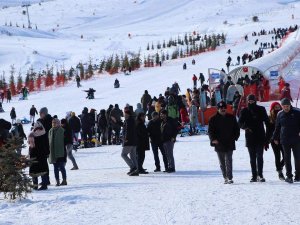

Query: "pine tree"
<box><xmin>112</xmin><ymin>54</ymin><xmax>120</xmax><ymax>74</ymax></box>
<box><xmin>17</xmin><ymin>72</ymin><xmax>23</xmax><ymax>92</ymax></box>
<box><xmin>151</xmin><ymin>42</ymin><xmax>154</xmax><ymax>50</ymax></box>
<box><xmin>98</xmin><ymin>59</ymin><xmax>105</xmax><ymax>73</ymax></box>
<box><xmin>77</xmin><ymin>63</ymin><xmax>84</xmax><ymax>80</ymax></box>
<box><xmin>9</xmin><ymin>65</ymin><xmax>16</xmax><ymax>96</ymax></box>
<box><xmin>146</xmin><ymin>43</ymin><xmax>150</xmax><ymax>51</ymax></box>
<box><xmin>105</xmin><ymin>56</ymin><xmax>113</xmax><ymax>74</ymax></box>
<box><xmin>122</xmin><ymin>54</ymin><xmax>130</xmax><ymax>71</ymax></box>
<box><xmin>162</xmin><ymin>40</ymin><xmax>166</xmax><ymax>48</ymax></box>
<box><xmin>0</xmin><ymin>138</ymin><xmax>33</xmax><ymax>200</ymax></box>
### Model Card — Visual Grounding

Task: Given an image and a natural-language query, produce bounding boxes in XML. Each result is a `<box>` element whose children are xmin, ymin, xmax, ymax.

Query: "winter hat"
<box><xmin>217</xmin><ymin>101</ymin><xmax>227</xmax><ymax>109</ymax></box>
<box><xmin>52</xmin><ymin>118</ymin><xmax>61</xmax><ymax>126</ymax></box>
<box><xmin>82</xmin><ymin>107</ymin><xmax>88</xmax><ymax>114</ymax></box>
<box><xmin>160</xmin><ymin>109</ymin><xmax>168</xmax><ymax>115</ymax></box>
<box><xmin>151</xmin><ymin>111</ymin><xmax>159</xmax><ymax>117</ymax></box>
<box><xmin>281</xmin><ymin>98</ymin><xmax>291</xmax><ymax>106</ymax></box>
<box><xmin>39</xmin><ymin>107</ymin><xmax>48</xmax><ymax>115</ymax></box>
<box><xmin>60</xmin><ymin>118</ymin><xmax>67</xmax><ymax>125</ymax></box>
<box><xmin>270</xmin><ymin>102</ymin><xmax>281</xmax><ymax>111</ymax></box>
<box><xmin>71</xmin><ymin>112</ymin><xmax>76</xmax><ymax>117</ymax></box>
<box><xmin>247</xmin><ymin>94</ymin><xmax>256</xmax><ymax>102</ymax></box>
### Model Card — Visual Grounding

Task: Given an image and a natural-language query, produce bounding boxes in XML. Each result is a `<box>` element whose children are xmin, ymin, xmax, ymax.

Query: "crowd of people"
<box><xmin>0</xmin><ymin>72</ymin><xmax>300</xmax><ymax>189</ymax></box>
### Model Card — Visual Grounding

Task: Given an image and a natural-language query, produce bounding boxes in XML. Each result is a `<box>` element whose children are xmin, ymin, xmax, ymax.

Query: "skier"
<box><xmin>208</xmin><ymin>101</ymin><xmax>240</xmax><ymax>184</ymax></box>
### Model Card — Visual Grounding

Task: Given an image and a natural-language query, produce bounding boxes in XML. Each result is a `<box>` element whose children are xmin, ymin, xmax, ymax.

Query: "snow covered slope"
<box><xmin>1</xmin><ymin>1</ymin><xmax>300</xmax><ymax>225</ymax></box>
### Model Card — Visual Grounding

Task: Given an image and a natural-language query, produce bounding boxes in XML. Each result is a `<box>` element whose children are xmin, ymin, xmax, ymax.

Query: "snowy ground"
<box><xmin>1</xmin><ymin>0</ymin><xmax>300</xmax><ymax>225</ymax></box>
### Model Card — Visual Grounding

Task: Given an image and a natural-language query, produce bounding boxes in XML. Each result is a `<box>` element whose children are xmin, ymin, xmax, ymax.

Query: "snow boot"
<box><xmin>60</xmin><ymin>179</ymin><xmax>67</xmax><ymax>186</ymax></box>
<box><xmin>56</xmin><ymin>179</ymin><xmax>60</xmax><ymax>186</ymax></box>
<box><xmin>285</xmin><ymin>177</ymin><xmax>293</xmax><ymax>184</ymax></box>
<box><xmin>258</xmin><ymin>176</ymin><xmax>266</xmax><ymax>182</ymax></box>
<box><xmin>127</xmin><ymin>167</ymin><xmax>137</xmax><ymax>175</ymax></box>
<box><xmin>250</xmin><ymin>176</ymin><xmax>257</xmax><ymax>182</ymax></box>
<box><xmin>129</xmin><ymin>169</ymin><xmax>139</xmax><ymax>176</ymax></box>
<box><xmin>278</xmin><ymin>171</ymin><xmax>285</xmax><ymax>181</ymax></box>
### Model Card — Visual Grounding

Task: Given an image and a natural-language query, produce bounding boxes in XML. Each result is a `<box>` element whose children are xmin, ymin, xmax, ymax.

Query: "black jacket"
<box><xmin>272</xmin><ymin>108</ymin><xmax>300</xmax><ymax>146</ymax></box>
<box><xmin>37</xmin><ymin>114</ymin><xmax>53</xmax><ymax>155</ymax></box>
<box><xmin>98</xmin><ymin>111</ymin><xmax>108</xmax><ymax>129</ymax></box>
<box><xmin>123</xmin><ymin>116</ymin><xmax>137</xmax><ymax>146</ymax></box>
<box><xmin>80</xmin><ymin>112</ymin><xmax>93</xmax><ymax>132</ymax></box>
<box><xmin>69</xmin><ymin>116</ymin><xmax>81</xmax><ymax>133</ymax></box>
<box><xmin>238</xmin><ymin>104</ymin><xmax>270</xmax><ymax>147</ymax></box>
<box><xmin>136</xmin><ymin>120</ymin><xmax>150</xmax><ymax>151</ymax></box>
<box><xmin>10</xmin><ymin>109</ymin><xmax>16</xmax><ymax>119</ymax></box>
<box><xmin>208</xmin><ymin>112</ymin><xmax>240</xmax><ymax>152</ymax></box>
<box><xmin>161</xmin><ymin>117</ymin><xmax>177</xmax><ymax>142</ymax></box>
<box><xmin>0</xmin><ymin>119</ymin><xmax>11</xmax><ymax>145</ymax></box>
<box><xmin>147</xmin><ymin>118</ymin><xmax>163</xmax><ymax>145</ymax></box>
<box><xmin>63</xmin><ymin>123</ymin><xmax>73</xmax><ymax>145</ymax></box>
<box><xmin>30</xmin><ymin>107</ymin><xmax>38</xmax><ymax>116</ymax></box>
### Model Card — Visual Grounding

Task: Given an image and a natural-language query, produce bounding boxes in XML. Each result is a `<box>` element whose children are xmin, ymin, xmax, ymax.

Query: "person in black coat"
<box><xmin>68</xmin><ymin>112</ymin><xmax>81</xmax><ymax>146</ymax></box>
<box><xmin>160</xmin><ymin>109</ymin><xmax>177</xmax><ymax>173</ymax></box>
<box><xmin>97</xmin><ymin>109</ymin><xmax>108</xmax><ymax>145</ymax></box>
<box><xmin>80</xmin><ymin>107</ymin><xmax>93</xmax><ymax>148</ymax></box>
<box><xmin>37</xmin><ymin>107</ymin><xmax>53</xmax><ymax>187</ymax></box>
<box><xmin>10</xmin><ymin>107</ymin><xmax>16</xmax><ymax>124</ymax></box>
<box><xmin>0</xmin><ymin>118</ymin><xmax>11</xmax><ymax>147</ymax></box>
<box><xmin>106</xmin><ymin>104</ymin><xmax>114</xmax><ymax>145</ymax></box>
<box><xmin>121</xmin><ymin>109</ymin><xmax>138</xmax><ymax>176</ymax></box>
<box><xmin>28</xmin><ymin>121</ymin><xmax>49</xmax><ymax>190</ymax></box>
<box><xmin>238</xmin><ymin>94</ymin><xmax>270</xmax><ymax>182</ymax></box>
<box><xmin>208</xmin><ymin>101</ymin><xmax>240</xmax><ymax>184</ymax></box>
<box><xmin>147</xmin><ymin>111</ymin><xmax>168</xmax><ymax>172</ymax></box>
<box><xmin>136</xmin><ymin>112</ymin><xmax>150</xmax><ymax>174</ymax></box>
<box><xmin>272</xmin><ymin>98</ymin><xmax>300</xmax><ymax>183</ymax></box>
<box><xmin>29</xmin><ymin>105</ymin><xmax>38</xmax><ymax>123</ymax></box>
<box><xmin>266</xmin><ymin>102</ymin><xmax>285</xmax><ymax>180</ymax></box>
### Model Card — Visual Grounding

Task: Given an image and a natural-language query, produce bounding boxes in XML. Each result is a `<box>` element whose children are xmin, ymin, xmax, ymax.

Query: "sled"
<box><xmin>21</xmin><ymin>117</ymin><xmax>31</xmax><ymax>124</ymax></box>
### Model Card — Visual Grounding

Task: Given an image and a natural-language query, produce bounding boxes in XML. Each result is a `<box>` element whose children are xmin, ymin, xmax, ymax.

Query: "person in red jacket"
<box><xmin>280</xmin><ymin>83</ymin><xmax>293</xmax><ymax>102</ymax></box>
<box><xmin>180</xmin><ymin>107</ymin><xmax>190</xmax><ymax>125</ymax></box>
<box><xmin>278</xmin><ymin>76</ymin><xmax>285</xmax><ymax>93</ymax></box>
<box><xmin>192</xmin><ymin>74</ymin><xmax>197</xmax><ymax>88</ymax></box>
<box><xmin>263</xmin><ymin>79</ymin><xmax>270</xmax><ymax>101</ymax></box>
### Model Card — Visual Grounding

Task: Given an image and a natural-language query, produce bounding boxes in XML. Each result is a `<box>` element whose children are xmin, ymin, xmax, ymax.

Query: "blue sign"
<box><xmin>211</xmin><ymin>73</ymin><xmax>220</xmax><ymax>79</ymax></box>
<box><xmin>270</xmin><ymin>71</ymin><xmax>279</xmax><ymax>77</ymax></box>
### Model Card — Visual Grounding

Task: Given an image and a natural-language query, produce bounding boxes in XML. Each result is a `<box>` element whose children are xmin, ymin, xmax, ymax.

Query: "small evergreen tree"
<box><xmin>9</xmin><ymin>65</ymin><xmax>16</xmax><ymax>96</ymax></box>
<box><xmin>0</xmin><ymin>138</ymin><xmax>33</xmax><ymax>200</ymax></box>
<box><xmin>98</xmin><ymin>59</ymin><xmax>105</xmax><ymax>73</ymax></box>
